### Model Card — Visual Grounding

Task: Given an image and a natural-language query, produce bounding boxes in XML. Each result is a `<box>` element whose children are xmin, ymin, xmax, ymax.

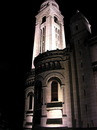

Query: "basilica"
<box><xmin>23</xmin><ymin>0</ymin><xmax>97</xmax><ymax>129</ymax></box>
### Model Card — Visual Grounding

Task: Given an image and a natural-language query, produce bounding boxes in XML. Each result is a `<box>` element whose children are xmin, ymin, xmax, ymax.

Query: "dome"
<box><xmin>45</xmin><ymin>0</ymin><xmax>55</xmax><ymax>1</ymax></box>
<box><xmin>70</xmin><ymin>10</ymin><xmax>90</xmax><ymax>24</ymax></box>
<box><xmin>40</xmin><ymin>0</ymin><xmax>59</xmax><ymax>10</ymax></box>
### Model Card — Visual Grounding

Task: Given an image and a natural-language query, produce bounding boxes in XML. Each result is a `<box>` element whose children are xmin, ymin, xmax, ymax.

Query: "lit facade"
<box><xmin>32</xmin><ymin>0</ymin><xmax>66</xmax><ymax>68</ymax></box>
<box><xmin>23</xmin><ymin>0</ymin><xmax>97</xmax><ymax>129</ymax></box>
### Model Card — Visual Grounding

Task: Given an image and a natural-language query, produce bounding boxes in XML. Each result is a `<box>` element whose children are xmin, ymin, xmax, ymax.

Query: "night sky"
<box><xmin>0</xmin><ymin>0</ymin><xmax>97</xmax><ymax>129</ymax></box>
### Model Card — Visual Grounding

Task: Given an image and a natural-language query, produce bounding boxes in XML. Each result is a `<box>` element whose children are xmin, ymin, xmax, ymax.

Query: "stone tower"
<box><xmin>23</xmin><ymin>0</ymin><xmax>68</xmax><ymax>129</ymax></box>
<box><xmin>32</xmin><ymin>0</ymin><xmax>66</xmax><ymax>68</ymax></box>
<box><xmin>23</xmin><ymin>0</ymin><xmax>97</xmax><ymax>129</ymax></box>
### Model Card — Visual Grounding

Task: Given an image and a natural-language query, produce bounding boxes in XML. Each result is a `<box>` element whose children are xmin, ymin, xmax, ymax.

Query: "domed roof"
<box><xmin>40</xmin><ymin>0</ymin><xmax>59</xmax><ymax>10</ymax></box>
<box><xmin>70</xmin><ymin>10</ymin><xmax>89</xmax><ymax>24</ymax></box>
<box><xmin>45</xmin><ymin>0</ymin><xmax>55</xmax><ymax>1</ymax></box>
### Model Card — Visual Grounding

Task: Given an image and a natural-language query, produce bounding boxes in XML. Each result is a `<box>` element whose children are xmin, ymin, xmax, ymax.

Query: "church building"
<box><xmin>23</xmin><ymin>0</ymin><xmax>97</xmax><ymax>129</ymax></box>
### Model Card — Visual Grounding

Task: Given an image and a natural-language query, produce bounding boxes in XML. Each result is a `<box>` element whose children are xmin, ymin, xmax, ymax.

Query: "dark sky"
<box><xmin>0</xmin><ymin>0</ymin><xmax>97</xmax><ymax>129</ymax></box>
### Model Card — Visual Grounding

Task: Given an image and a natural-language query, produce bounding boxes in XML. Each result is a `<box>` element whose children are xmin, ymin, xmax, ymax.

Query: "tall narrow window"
<box><xmin>51</xmin><ymin>81</ymin><xmax>58</xmax><ymax>101</ymax></box>
<box><xmin>55</xmin><ymin>28</ymin><xmax>60</xmax><ymax>47</ymax></box>
<box><xmin>40</xmin><ymin>27</ymin><xmax>46</xmax><ymax>53</ymax></box>
<box><xmin>42</xmin><ymin>27</ymin><xmax>46</xmax><ymax>52</ymax></box>
<box><xmin>40</xmin><ymin>29</ymin><xmax>42</xmax><ymax>52</ymax></box>
<box><xmin>42</xmin><ymin>16</ymin><xmax>46</xmax><ymax>24</ymax></box>
<box><xmin>29</xmin><ymin>95</ymin><xmax>32</xmax><ymax>109</ymax></box>
<box><xmin>54</xmin><ymin>16</ymin><xmax>58</xmax><ymax>24</ymax></box>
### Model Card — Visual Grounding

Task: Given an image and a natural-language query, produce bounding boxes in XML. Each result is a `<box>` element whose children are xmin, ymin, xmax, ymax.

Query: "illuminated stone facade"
<box><xmin>23</xmin><ymin>0</ymin><xmax>97</xmax><ymax>129</ymax></box>
<box><xmin>32</xmin><ymin>0</ymin><xmax>66</xmax><ymax>68</ymax></box>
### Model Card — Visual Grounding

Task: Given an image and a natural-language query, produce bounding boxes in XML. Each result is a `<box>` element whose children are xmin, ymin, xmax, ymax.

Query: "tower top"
<box><xmin>40</xmin><ymin>0</ymin><xmax>59</xmax><ymax>11</ymax></box>
<box><xmin>45</xmin><ymin>0</ymin><xmax>55</xmax><ymax>1</ymax></box>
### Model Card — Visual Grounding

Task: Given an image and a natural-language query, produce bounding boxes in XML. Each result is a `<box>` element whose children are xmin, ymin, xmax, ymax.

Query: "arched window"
<box><xmin>29</xmin><ymin>95</ymin><xmax>32</xmax><ymax>109</ymax></box>
<box><xmin>54</xmin><ymin>16</ymin><xmax>58</xmax><ymax>24</ymax></box>
<box><xmin>40</xmin><ymin>27</ymin><xmax>46</xmax><ymax>53</ymax></box>
<box><xmin>42</xmin><ymin>16</ymin><xmax>46</xmax><ymax>23</ymax></box>
<box><xmin>51</xmin><ymin>81</ymin><xmax>58</xmax><ymax>101</ymax></box>
<box><xmin>27</xmin><ymin>92</ymin><xmax>33</xmax><ymax>109</ymax></box>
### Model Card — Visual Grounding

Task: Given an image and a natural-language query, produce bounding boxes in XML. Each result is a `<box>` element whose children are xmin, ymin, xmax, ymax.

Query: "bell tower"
<box><xmin>32</xmin><ymin>0</ymin><xmax>66</xmax><ymax>68</ymax></box>
<box><xmin>32</xmin><ymin>0</ymin><xmax>72</xmax><ymax>129</ymax></box>
<box><xmin>23</xmin><ymin>0</ymin><xmax>67</xmax><ymax>129</ymax></box>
